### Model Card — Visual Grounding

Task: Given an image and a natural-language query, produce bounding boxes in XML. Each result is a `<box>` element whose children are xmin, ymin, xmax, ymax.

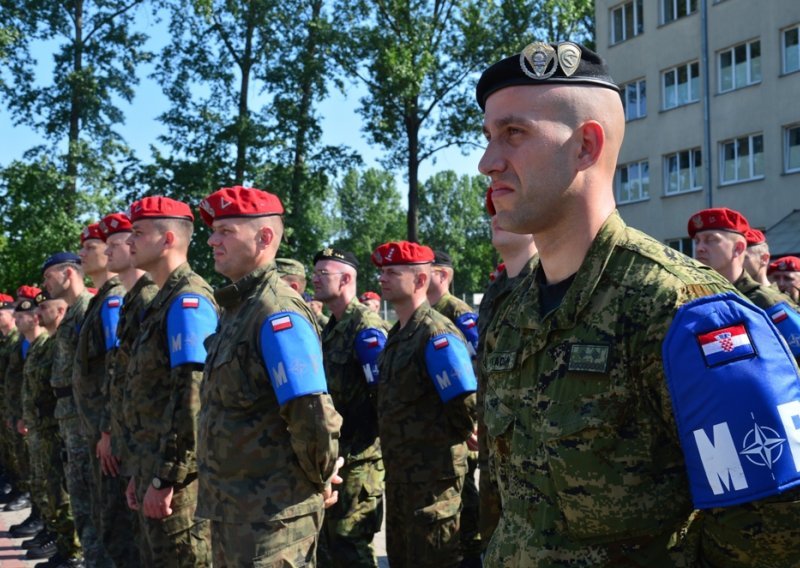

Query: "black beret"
<box><xmin>34</xmin><ymin>289</ymin><xmax>53</xmax><ymax>306</ymax></box>
<box><xmin>476</xmin><ymin>41</ymin><xmax>619</xmax><ymax>111</ymax></box>
<box><xmin>313</xmin><ymin>248</ymin><xmax>359</xmax><ymax>270</ymax></box>
<box><xmin>41</xmin><ymin>252</ymin><xmax>81</xmax><ymax>275</ymax></box>
<box><xmin>15</xmin><ymin>298</ymin><xmax>36</xmax><ymax>312</ymax></box>
<box><xmin>433</xmin><ymin>250</ymin><xmax>453</xmax><ymax>267</ymax></box>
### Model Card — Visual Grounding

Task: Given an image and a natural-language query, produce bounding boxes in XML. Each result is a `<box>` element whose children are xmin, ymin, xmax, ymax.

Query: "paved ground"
<box><xmin>0</xmin><ymin>504</ymin><xmax>41</xmax><ymax>567</ymax></box>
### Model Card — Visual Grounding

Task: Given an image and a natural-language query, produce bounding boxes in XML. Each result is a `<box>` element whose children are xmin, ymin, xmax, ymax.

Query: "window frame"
<box><xmin>621</xmin><ymin>78</ymin><xmax>647</xmax><ymax>121</ymax></box>
<box><xmin>782</xmin><ymin>24</ymin><xmax>800</xmax><ymax>75</ymax></box>
<box><xmin>719</xmin><ymin>133</ymin><xmax>765</xmax><ymax>185</ymax></box>
<box><xmin>718</xmin><ymin>39</ymin><xmax>762</xmax><ymax>93</ymax></box>
<box><xmin>610</xmin><ymin>0</ymin><xmax>644</xmax><ymax>45</ymax></box>
<box><xmin>615</xmin><ymin>159</ymin><xmax>650</xmax><ymax>204</ymax></box>
<box><xmin>785</xmin><ymin>124</ymin><xmax>800</xmax><ymax>174</ymax></box>
<box><xmin>662</xmin><ymin>61</ymin><xmax>700</xmax><ymax>110</ymax></box>
<box><xmin>666</xmin><ymin>237</ymin><xmax>695</xmax><ymax>257</ymax></box>
<box><xmin>663</xmin><ymin>147</ymin><xmax>703</xmax><ymax>195</ymax></box>
<box><xmin>661</xmin><ymin>0</ymin><xmax>697</xmax><ymax>25</ymax></box>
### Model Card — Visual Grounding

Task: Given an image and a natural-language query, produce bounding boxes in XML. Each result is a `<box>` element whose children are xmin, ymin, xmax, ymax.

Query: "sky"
<box><xmin>0</xmin><ymin>8</ymin><xmax>486</xmax><ymax>202</ymax></box>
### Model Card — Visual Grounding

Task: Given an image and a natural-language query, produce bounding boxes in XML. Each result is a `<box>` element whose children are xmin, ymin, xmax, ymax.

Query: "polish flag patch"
<box><xmin>461</xmin><ymin>317</ymin><xmax>476</xmax><ymax>329</ymax></box>
<box><xmin>271</xmin><ymin>315</ymin><xmax>293</xmax><ymax>332</ymax></box>
<box><xmin>108</xmin><ymin>299</ymin><xmax>121</xmax><ymax>308</ymax></box>
<box><xmin>182</xmin><ymin>297</ymin><xmax>200</xmax><ymax>309</ymax></box>
<box><xmin>697</xmin><ymin>324</ymin><xmax>754</xmax><ymax>366</ymax></box>
<box><xmin>772</xmin><ymin>309</ymin><xmax>789</xmax><ymax>325</ymax></box>
<box><xmin>433</xmin><ymin>336</ymin><xmax>449</xmax><ymax>350</ymax></box>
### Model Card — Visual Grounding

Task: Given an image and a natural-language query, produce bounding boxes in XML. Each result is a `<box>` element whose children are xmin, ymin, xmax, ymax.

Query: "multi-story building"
<box><xmin>596</xmin><ymin>0</ymin><xmax>800</xmax><ymax>255</ymax></box>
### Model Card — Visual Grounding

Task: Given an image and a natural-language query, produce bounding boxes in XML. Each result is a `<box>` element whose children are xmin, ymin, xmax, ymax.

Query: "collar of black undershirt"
<box><xmin>536</xmin><ymin>266</ymin><xmax>577</xmax><ymax>317</ymax></box>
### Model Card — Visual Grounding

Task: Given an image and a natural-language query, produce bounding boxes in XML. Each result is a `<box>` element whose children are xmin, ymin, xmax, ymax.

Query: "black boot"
<box><xmin>4</xmin><ymin>490</ymin><xmax>31</xmax><ymax>511</ymax></box>
<box><xmin>26</xmin><ymin>533</ymin><xmax>57</xmax><ymax>560</ymax></box>
<box><xmin>10</xmin><ymin>508</ymin><xmax>43</xmax><ymax>537</ymax></box>
<box><xmin>22</xmin><ymin>528</ymin><xmax>51</xmax><ymax>549</ymax></box>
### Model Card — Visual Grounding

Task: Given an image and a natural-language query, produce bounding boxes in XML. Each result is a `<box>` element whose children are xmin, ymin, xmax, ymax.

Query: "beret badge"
<box><xmin>520</xmin><ymin>41</ymin><xmax>580</xmax><ymax>80</ymax></box>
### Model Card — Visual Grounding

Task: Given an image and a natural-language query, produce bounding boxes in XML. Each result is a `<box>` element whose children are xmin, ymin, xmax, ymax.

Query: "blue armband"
<box><xmin>455</xmin><ymin>312</ymin><xmax>479</xmax><ymax>357</ymax></box>
<box><xmin>21</xmin><ymin>338</ymin><xmax>30</xmax><ymax>361</ymax></box>
<box><xmin>663</xmin><ymin>292</ymin><xmax>800</xmax><ymax>509</ymax></box>
<box><xmin>424</xmin><ymin>333</ymin><xmax>477</xmax><ymax>403</ymax></box>
<box><xmin>355</xmin><ymin>328</ymin><xmax>387</xmax><ymax>385</ymax></box>
<box><xmin>765</xmin><ymin>302</ymin><xmax>800</xmax><ymax>357</ymax></box>
<box><xmin>100</xmin><ymin>296</ymin><xmax>123</xmax><ymax>352</ymax></box>
<box><xmin>260</xmin><ymin>311</ymin><xmax>327</xmax><ymax>405</ymax></box>
<box><xmin>166</xmin><ymin>294</ymin><xmax>218</xmax><ymax>368</ymax></box>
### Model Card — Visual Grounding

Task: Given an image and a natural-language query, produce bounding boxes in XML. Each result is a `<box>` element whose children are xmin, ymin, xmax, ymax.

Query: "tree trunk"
<box><xmin>66</xmin><ymin>0</ymin><xmax>84</xmax><ymax>212</ymax></box>
<box><xmin>235</xmin><ymin>5</ymin><xmax>256</xmax><ymax>184</ymax></box>
<box><xmin>406</xmin><ymin>110</ymin><xmax>420</xmax><ymax>243</ymax></box>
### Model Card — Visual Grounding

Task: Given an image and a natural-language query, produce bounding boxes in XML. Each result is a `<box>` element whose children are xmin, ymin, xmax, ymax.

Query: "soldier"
<box><xmin>0</xmin><ymin>293</ymin><xmax>19</xmax><ymax>499</ymax></box>
<box><xmin>41</xmin><ymin>249</ymin><xmax>102</xmax><ymax>563</ymax></box>
<box><xmin>372</xmin><ymin>240</ymin><xmax>477</xmax><ymax>568</ymax></box>
<box><xmin>476</xmin><ymin>187</ymin><xmax>537</xmax><ymax>550</ymax></box>
<box><xmin>359</xmin><ymin>291</ymin><xmax>382</xmax><ymax>315</ymax></box>
<box><xmin>121</xmin><ymin>196</ymin><xmax>216</xmax><ymax>566</ymax></box>
<box><xmin>276</xmin><ymin>257</ymin><xmax>308</xmax><ymax>292</ymax></box>
<box><xmin>23</xmin><ymin>290</ymin><xmax>83</xmax><ymax>567</ymax></box>
<box><xmin>743</xmin><ymin>229</ymin><xmax>776</xmax><ymax>288</ymax></box>
<box><xmin>478</xmin><ymin>39</ymin><xmax>800</xmax><ymax>566</ymax></box>
<box><xmin>768</xmin><ymin>256</ymin><xmax>800</xmax><ymax>302</ymax></box>
<box><xmin>312</xmin><ymin>247</ymin><xmax>386</xmax><ymax>568</ymax></box>
<box><xmin>196</xmin><ymin>186</ymin><xmax>342</xmax><ymax>566</ymax></box>
<box><xmin>690</xmin><ymin>207</ymin><xmax>800</xmax><ymax>360</ymax></box>
<box><xmin>426</xmin><ymin>250</ymin><xmax>481</xmax><ymax>566</ymax></box>
<box><xmin>98</xmin><ymin>212</ymin><xmax>156</xmax><ymax>567</ymax></box>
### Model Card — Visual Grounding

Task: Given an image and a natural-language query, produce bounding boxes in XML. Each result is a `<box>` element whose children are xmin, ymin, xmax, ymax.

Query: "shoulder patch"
<box><xmin>424</xmin><ymin>332</ymin><xmax>477</xmax><ymax>402</ymax></box>
<box><xmin>663</xmin><ymin>291</ymin><xmax>800</xmax><ymax>509</ymax></box>
<box><xmin>765</xmin><ymin>302</ymin><xmax>800</xmax><ymax>357</ymax></box>
<box><xmin>355</xmin><ymin>327</ymin><xmax>387</xmax><ymax>385</ymax></box>
<box><xmin>100</xmin><ymin>295</ymin><xmax>123</xmax><ymax>352</ymax></box>
<box><xmin>455</xmin><ymin>312</ymin><xmax>479</xmax><ymax>357</ymax></box>
<box><xmin>166</xmin><ymin>294</ymin><xmax>218</xmax><ymax>368</ymax></box>
<box><xmin>260</xmin><ymin>311</ymin><xmax>327</xmax><ymax>405</ymax></box>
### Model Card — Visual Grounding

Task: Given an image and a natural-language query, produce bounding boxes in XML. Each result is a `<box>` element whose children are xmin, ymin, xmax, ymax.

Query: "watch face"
<box><xmin>152</xmin><ymin>477</ymin><xmax>162</xmax><ymax>489</ymax></box>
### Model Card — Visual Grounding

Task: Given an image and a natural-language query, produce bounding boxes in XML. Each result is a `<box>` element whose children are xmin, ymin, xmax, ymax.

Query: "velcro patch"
<box><xmin>182</xmin><ymin>297</ymin><xmax>200</xmax><ymax>309</ymax></box>
<box><xmin>697</xmin><ymin>324</ymin><xmax>755</xmax><ymax>366</ymax></box>
<box><xmin>568</xmin><ymin>344</ymin><xmax>609</xmax><ymax>373</ymax></box>
<box><xmin>271</xmin><ymin>315</ymin><xmax>293</xmax><ymax>332</ymax></box>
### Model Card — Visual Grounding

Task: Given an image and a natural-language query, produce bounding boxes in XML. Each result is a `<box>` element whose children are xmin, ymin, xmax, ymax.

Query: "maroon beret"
<box><xmin>129</xmin><ymin>196</ymin><xmax>194</xmax><ymax>222</ymax></box>
<box><xmin>745</xmin><ymin>229</ymin><xmax>766</xmax><ymax>247</ymax></box>
<box><xmin>359</xmin><ymin>291</ymin><xmax>381</xmax><ymax>303</ymax></box>
<box><xmin>0</xmin><ymin>293</ymin><xmax>14</xmax><ymax>309</ymax></box>
<box><xmin>99</xmin><ymin>213</ymin><xmax>133</xmax><ymax>240</ymax></box>
<box><xmin>80</xmin><ymin>223</ymin><xmax>104</xmax><ymax>244</ymax></box>
<box><xmin>199</xmin><ymin>186</ymin><xmax>284</xmax><ymax>227</ymax></box>
<box><xmin>16</xmin><ymin>286</ymin><xmax>42</xmax><ymax>300</ymax></box>
<box><xmin>371</xmin><ymin>241</ymin><xmax>435</xmax><ymax>267</ymax></box>
<box><xmin>688</xmin><ymin>208</ymin><xmax>750</xmax><ymax>238</ymax></box>
<box><xmin>768</xmin><ymin>256</ymin><xmax>800</xmax><ymax>275</ymax></box>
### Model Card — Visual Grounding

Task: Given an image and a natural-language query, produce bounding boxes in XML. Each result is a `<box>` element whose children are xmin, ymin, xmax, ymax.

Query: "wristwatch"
<box><xmin>151</xmin><ymin>476</ymin><xmax>173</xmax><ymax>490</ymax></box>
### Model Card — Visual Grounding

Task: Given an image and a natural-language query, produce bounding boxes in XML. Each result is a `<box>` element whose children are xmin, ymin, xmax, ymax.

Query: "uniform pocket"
<box><xmin>210</xmin><ymin>342</ymin><xmax>268</xmax><ymax>410</ymax></box>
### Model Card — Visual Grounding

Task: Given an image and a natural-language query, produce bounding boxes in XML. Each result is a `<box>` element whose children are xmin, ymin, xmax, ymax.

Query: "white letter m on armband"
<box><xmin>271</xmin><ymin>362</ymin><xmax>288</xmax><ymax>387</ymax></box>
<box><xmin>694</xmin><ymin>422</ymin><xmax>748</xmax><ymax>495</ymax></box>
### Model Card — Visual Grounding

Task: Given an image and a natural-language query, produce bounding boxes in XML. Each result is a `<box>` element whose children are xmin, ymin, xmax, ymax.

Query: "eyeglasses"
<box><xmin>312</xmin><ymin>270</ymin><xmax>345</xmax><ymax>278</ymax></box>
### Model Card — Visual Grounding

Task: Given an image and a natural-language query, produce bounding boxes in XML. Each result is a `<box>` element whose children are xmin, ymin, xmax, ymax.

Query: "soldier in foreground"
<box><xmin>372</xmin><ymin>241</ymin><xmax>477</xmax><ymax>568</ymax></box>
<box><xmin>313</xmin><ymin>247</ymin><xmax>386</xmax><ymax>568</ymax></box>
<box><xmin>197</xmin><ymin>186</ymin><xmax>342</xmax><ymax>566</ymax></box>
<box><xmin>123</xmin><ymin>197</ymin><xmax>216</xmax><ymax>566</ymax></box>
<box><xmin>478</xmin><ymin>40</ymin><xmax>800</xmax><ymax>566</ymax></box>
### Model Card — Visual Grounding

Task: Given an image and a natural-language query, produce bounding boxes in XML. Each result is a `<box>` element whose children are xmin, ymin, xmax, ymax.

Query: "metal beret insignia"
<box><xmin>199</xmin><ymin>199</ymin><xmax>215</xmax><ymax>218</ymax></box>
<box><xmin>520</xmin><ymin>42</ymin><xmax>556</xmax><ymax>79</ymax></box>
<box><xmin>692</xmin><ymin>215</ymin><xmax>704</xmax><ymax>229</ymax></box>
<box><xmin>557</xmin><ymin>43</ymin><xmax>581</xmax><ymax>77</ymax></box>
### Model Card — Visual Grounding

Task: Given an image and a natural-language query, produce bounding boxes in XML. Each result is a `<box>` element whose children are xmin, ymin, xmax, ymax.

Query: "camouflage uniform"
<box><xmin>431</xmin><ymin>291</ymin><xmax>481</xmax><ymax>561</ymax></box>
<box><xmin>123</xmin><ymin>263</ymin><xmax>215</xmax><ymax>566</ymax></box>
<box><xmin>0</xmin><ymin>328</ymin><xmax>21</xmax><ymax>480</ymax></box>
<box><xmin>73</xmin><ymin>276</ymin><xmax>131</xmax><ymax>567</ymax></box>
<box><xmin>23</xmin><ymin>333</ymin><xmax>81</xmax><ymax>559</ymax></box>
<box><xmin>317</xmin><ymin>297</ymin><xmax>386</xmax><ymax>568</ymax></box>
<box><xmin>102</xmin><ymin>275</ymin><xmax>157</xmax><ymax>566</ymax></box>
<box><xmin>4</xmin><ymin>332</ymin><xmax>30</xmax><ymax>495</ymax></box>
<box><xmin>475</xmin><ymin>258</ymin><xmax>535</xmax><ymax>549</ymax></box>
<box><xmin>198</xmin><ymin>263</ymin><xmax>341</xmax><ymax>567</ymax></box>
<box><xmin>483</xmin><ymin>212</ymin><xmax>770</xmax><ymax>566</ymax></box>
<box><xmin>19</xmin><ymin>333</ymin><xmax>47</xmax><ymax>516</ymax></box>
<box><xmin>378</xmin><ymin>302</ymin><xmax>476</xmax><ymax>568</ymax></box>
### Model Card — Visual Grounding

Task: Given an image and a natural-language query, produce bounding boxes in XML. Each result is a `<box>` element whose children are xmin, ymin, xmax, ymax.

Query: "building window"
<box><xmin>666</xmin><ymin>237</ymin><xmax>694</xmax><ymax>256</ymax></box>
<box><xmin>616</xmin><ymin>160</ymin><xmax>649</xmax><ymax>203</ymax></box>
<box><xmin>664</xmin><ymin>148</ymin><xmax>702</xmax><ymax>194</ymax></box>
<box><xmin>786</xmin><ymin>125</ymin><xmax>800</xmax><ymax>173</ymax></box>
<box><xmin>622</xmin><ymin>79</ymin><xmax>646</xmax><ymax>120</ymax></box>
<box><xmin>611</xmin><ymin>0</ymin><xmax>643</xmax><ymax>45</ymax></box>
<box><xmin>718</xmin><ymin>40</ymin><xmax>761</xmax><ymax>92</ymax></box>
<box><xmin>662</xmin><ymin>0</ymin><xmax>697</xmax><ymax>24</ymax></box>
<box><xmin>783</xmin><ymin>25</ymin><xmax>800</xmax><ymax>74</ymax></box>
<box><xmin>662</xmin><ymin>61</ymin><xmax>699</xmax><ymax>110</ymax></box>
<box><xmin>720</xmin><ymin>134</ymin><xmax>764</xmax><ymax>184</ymax></box>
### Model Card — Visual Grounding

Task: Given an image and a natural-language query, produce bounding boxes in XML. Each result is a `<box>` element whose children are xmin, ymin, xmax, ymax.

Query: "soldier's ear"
<box><xmin>258</xmin><ymin>225</ymin><xmax>275</xmax><ymax>247</ymax></box>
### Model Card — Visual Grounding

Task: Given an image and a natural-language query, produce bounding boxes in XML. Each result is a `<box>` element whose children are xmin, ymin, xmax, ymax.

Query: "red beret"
<box><xmin>371</xmin><ymin>241</ymin><xmax>435</xmax><ymax>267</ymax></box>
<box><xmin>80</xmin><ymin>223</ymin><xmax>104</xmax><ymax>244</ymax></box>
<box><xmin>129</xmin><ymin>196</ymin><xmax>194</xmax><ymax>222</ymax></box>
<box><xmin>0</xmin><ymin>293</ymin><xmax>14</xmax><ymax>309</ymax></box>
<box><xmin>745</xmin><ymin>228</ymin><xmax>766</xmax><ymax>247</ymax></box>
<box><xmin>87</xmin><ymin>287</ymin><xmax>98</xmax><ymax>296</ymax></box>
<box><xmin>768</xmin><ymin>256</ymin><xmax>800</xmax><ymax>275</ymax></box>
<box><xmin>359</xmin><ymin>291</ymin><xmax>381</xmax><ymax>303</ymax></box>
<box><xmin>16</xmin><ymin>285</ymin><xmax>41</xmax><ymax>300</ymax></box>
<box><xmin>199</xmin><ymin>186</ymin><xmax>284</xmax><ymax>227</ymax></box>
<box><xmin>99</xmin><ymin>213</ymin><xmax>133</xmax><ymax>240</ymax></box>
<box><xmin>688</xmin><ymin>208</ymin><xmax>749</xmax><ymax>238</ymax></box>
<box><xmin>485</xmin><ymin>187</ymin><xmax>496</xmax><ymax>216</ymax></box>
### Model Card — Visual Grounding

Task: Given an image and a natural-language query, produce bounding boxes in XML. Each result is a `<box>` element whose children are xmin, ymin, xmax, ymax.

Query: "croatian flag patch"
<box><xmin>182</xmin><ymin>297</ymin><xmax>200</xmax><ymax>309</ymax></box>
<box><xmin>697</xmin><ymin>324</ymin><xmax>755</xmax><ymax>366</ymax></box>
<box><xmin>271</xmin><ymin>315</ymin><xmax>293</xmax><ymax>332</ymax></box>
<box><xmin>433</xmin><ymin>336</ymin><xmax>449</xmax><ymax>350</ymax></box>
<box><xmin>772</xmin><ymin>309</ymin><xmax>789</xmax><ymax>325</ymax></box>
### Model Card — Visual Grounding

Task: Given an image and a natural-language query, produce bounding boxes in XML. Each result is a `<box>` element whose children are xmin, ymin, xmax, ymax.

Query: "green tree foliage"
<box><xmin>419</xmin><ymin>171</ymin><xmax>494</xmax><ymax>296</ymax></box>
<box><xmin>0</xmin><ymin>0</ymin><xmax>150</xmax><ymax>206</ymax></box>
<box><xmin>489</xmin><ymin>0</ymin><xmax>595</xmax><ymax>49</ymax></box>
<box><xmin>333</xmin><ymin>0</ymin><xmax>496</xmax><ymax>242</ymax></box>
<box><xmin>327</xmin><ymin>167</ymin><xmax>406</xmax><ymax>291</ymax></box>
<box><xmin>0</xmin><ymin>159</ymin><xmax>107</xmax><ymax>291</ymax></box>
